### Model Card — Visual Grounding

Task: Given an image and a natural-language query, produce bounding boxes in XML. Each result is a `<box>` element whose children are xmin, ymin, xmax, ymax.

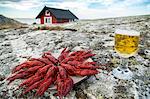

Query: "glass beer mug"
<box><xmin>112</xmin><ymin>29</ymin><xmax>140</xmax><ymax>80</ymax></box>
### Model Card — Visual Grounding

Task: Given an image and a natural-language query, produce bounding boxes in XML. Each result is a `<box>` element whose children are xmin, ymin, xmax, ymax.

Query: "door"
<box><xmin>44</xmin><ymin>17</ymin><xmax>52</xmax><ymax>24</ymax></box>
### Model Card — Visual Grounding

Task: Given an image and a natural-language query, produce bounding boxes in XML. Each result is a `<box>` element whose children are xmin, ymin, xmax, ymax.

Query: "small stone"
<box><xmin>0</xmin><ymin>75</ymin><xmax>5</xmax><ymax>81</ymax></box>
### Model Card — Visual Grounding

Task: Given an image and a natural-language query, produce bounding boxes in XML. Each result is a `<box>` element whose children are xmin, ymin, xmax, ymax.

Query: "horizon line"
<box><xmin>11</xmin><ymin>14</ymin><xmax>150</xmax><ymax>19</ymax></box>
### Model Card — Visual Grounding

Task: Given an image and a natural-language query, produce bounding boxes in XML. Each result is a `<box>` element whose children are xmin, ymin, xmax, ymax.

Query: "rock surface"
<box><xmin>0</xmin><ymin>15</ymin><xmax>150</xmax><ymax>99</ymax></box>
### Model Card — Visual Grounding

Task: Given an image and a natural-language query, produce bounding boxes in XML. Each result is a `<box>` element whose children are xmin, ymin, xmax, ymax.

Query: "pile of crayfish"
<box><xmin>7</xmin><ymin>48</ymin><xmax>105</xmax><ymax>99</ymax></box>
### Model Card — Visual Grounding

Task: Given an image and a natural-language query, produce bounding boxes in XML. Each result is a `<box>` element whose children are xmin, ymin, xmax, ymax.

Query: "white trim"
<box><xmin>44</xmin><ymin>17</ymin><xmax>52</xmax><ymax>24</ymax></box>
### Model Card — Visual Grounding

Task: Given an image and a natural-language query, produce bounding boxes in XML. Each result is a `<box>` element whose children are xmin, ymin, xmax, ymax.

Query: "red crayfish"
<box><xmin>7</xmin><ymin>48</ymin><xmax>107</xmax><ymax>99</ymax></box>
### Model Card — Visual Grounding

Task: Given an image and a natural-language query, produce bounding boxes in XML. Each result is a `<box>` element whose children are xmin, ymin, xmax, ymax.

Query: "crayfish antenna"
<box><xmin>34</xmin><ymin>91</ymin><xmax>39</xmax><ymax>97</ymax></box>
<box><xmin>7</xmin><ymin>80</ymin><xmax>13</xmax><ymax>85</ymax></box>
<box><xmin>53</xmin><ymin>93</ymin><xmax>58</xmax><ymax>96</ymax></box>
<box><xmin>18</xmin><ymin>92</ymin><xmax>24</xmax><ymax>98</ymax></box>
<box><xmin>59</xmin><ymin>96</ymin><xmax>63</xmax><ymax>99</ymax></box>
<box><xmin>53</xmin><ymin>93</ymin><xmax>63</xmax><ymax>99</ymax></box>
<box><xmin>61</xmin><ymin>47</ymin><xmax>67</xmax><ymax>54</ymax></box>
<box><xmin>94</xmin><ymin>75</ymin><xmax>99</xmax><ymax>80</ymax></box>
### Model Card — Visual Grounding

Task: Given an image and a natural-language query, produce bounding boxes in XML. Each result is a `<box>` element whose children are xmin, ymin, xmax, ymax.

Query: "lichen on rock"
<box><xmin>0</xmin><ymin>15</ymin><xmax>150</xmax><ymax>98</ymax></box>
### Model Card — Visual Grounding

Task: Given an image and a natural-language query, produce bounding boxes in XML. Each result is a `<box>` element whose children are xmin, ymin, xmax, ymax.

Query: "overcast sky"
<box><xmin>0</xmin><ymin>0</ymin><xmax>149</xmax><ymax>19</ymax></box>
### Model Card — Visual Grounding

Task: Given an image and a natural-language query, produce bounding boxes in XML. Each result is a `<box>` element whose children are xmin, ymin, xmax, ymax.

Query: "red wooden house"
<box><xmin>36</xmin><ymin>6</ymin><xmax>78</xmax><ymax>24</ymax></box>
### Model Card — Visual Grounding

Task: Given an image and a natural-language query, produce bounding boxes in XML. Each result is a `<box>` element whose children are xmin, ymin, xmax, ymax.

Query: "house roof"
<box><xmin>36</xmin><ymin>6</ymin><xmax>78</xmax><ymax>19</ymax></box>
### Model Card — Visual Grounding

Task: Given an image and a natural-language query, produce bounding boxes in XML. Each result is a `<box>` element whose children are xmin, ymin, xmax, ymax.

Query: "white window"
<box><xmin>44</xmin><ymin>17</ymin><xmax>52</xmax><ymax>24</ymax></box>
<box><xmin>45</xmin><ymin>10</ymin><xmax>50</xmax><ymax>16</ymax></box>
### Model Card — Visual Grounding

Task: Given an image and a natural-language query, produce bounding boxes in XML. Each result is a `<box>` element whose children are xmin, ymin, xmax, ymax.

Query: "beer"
<box><xmin>114</xmin><ymin>29</ymin><xmax>140</xmax><ymax>58</ymax></box>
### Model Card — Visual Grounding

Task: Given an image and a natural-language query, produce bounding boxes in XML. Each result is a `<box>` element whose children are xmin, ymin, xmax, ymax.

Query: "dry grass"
<box><xmin>34</xmin><ymin>26</ymin><xmax>65</xmax><ymax>31</ymax></box>
<box><xmin>0</xmin><ymin>24</ymin><xmax>28</xmax><ymax>30</ymax></box>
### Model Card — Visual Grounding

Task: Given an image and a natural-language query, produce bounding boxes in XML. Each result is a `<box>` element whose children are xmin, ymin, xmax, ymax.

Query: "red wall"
<box><xmin>57</xmin><ymin>19</ymin><xmax>69</xmax><ymax>23</ymax></box>
<box><xmin>40</xmin><ymin>12</ymin><xmax>70</xmax><ymax>24</ymax></box>
<box><xmin>52</xmin><ymin>16</ymin><xmax>57</xmax><ymax>23</ymax></box>
<box><xmin>40</xmin><ymin>15</ymin><xmax>44</xmax><ymax>24</ymax></box>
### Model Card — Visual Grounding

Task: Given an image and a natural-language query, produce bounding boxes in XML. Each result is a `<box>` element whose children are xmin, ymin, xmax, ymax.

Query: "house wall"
<box><xmin>40</xmin><ymin>11</ymin><xmax>72</xmax><ymax>24</ymax></box>
<box><xmin>40</xmin><ymin>12</ymin><xmax>58</xmax><ymax>24</ymax></box>
<box><xmin>40</xmin><ymin>15</ymin><xmax>43</xmax><ymax>24</ymax></box>
<box><xmin>62</xmin><ymin>19</ymin><xmax>69</xmax><ymax>23</ymax></box>
<box><xmin>57</xmin><ymin>19</ymin><xmax>69</xmax><ymax>23</ymax></box>
<box><xmin>52</xmin><ymin>15</ymin><xmax>57</xmax><ymax>23</ymax></box>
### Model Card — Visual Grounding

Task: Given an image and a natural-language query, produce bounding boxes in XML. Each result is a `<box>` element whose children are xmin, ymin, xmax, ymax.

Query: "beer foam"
<box><xmin>115</xmin><ymin>29</ymin><xmax>140</xmax><ymax>36</ymax></box>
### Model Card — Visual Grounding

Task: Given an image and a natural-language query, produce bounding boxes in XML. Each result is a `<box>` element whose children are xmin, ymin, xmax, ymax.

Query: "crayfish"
<box><xmin>7</xmin><ymin>48</ymin><xmax>107</xmax><ymax>99</ymax></box>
